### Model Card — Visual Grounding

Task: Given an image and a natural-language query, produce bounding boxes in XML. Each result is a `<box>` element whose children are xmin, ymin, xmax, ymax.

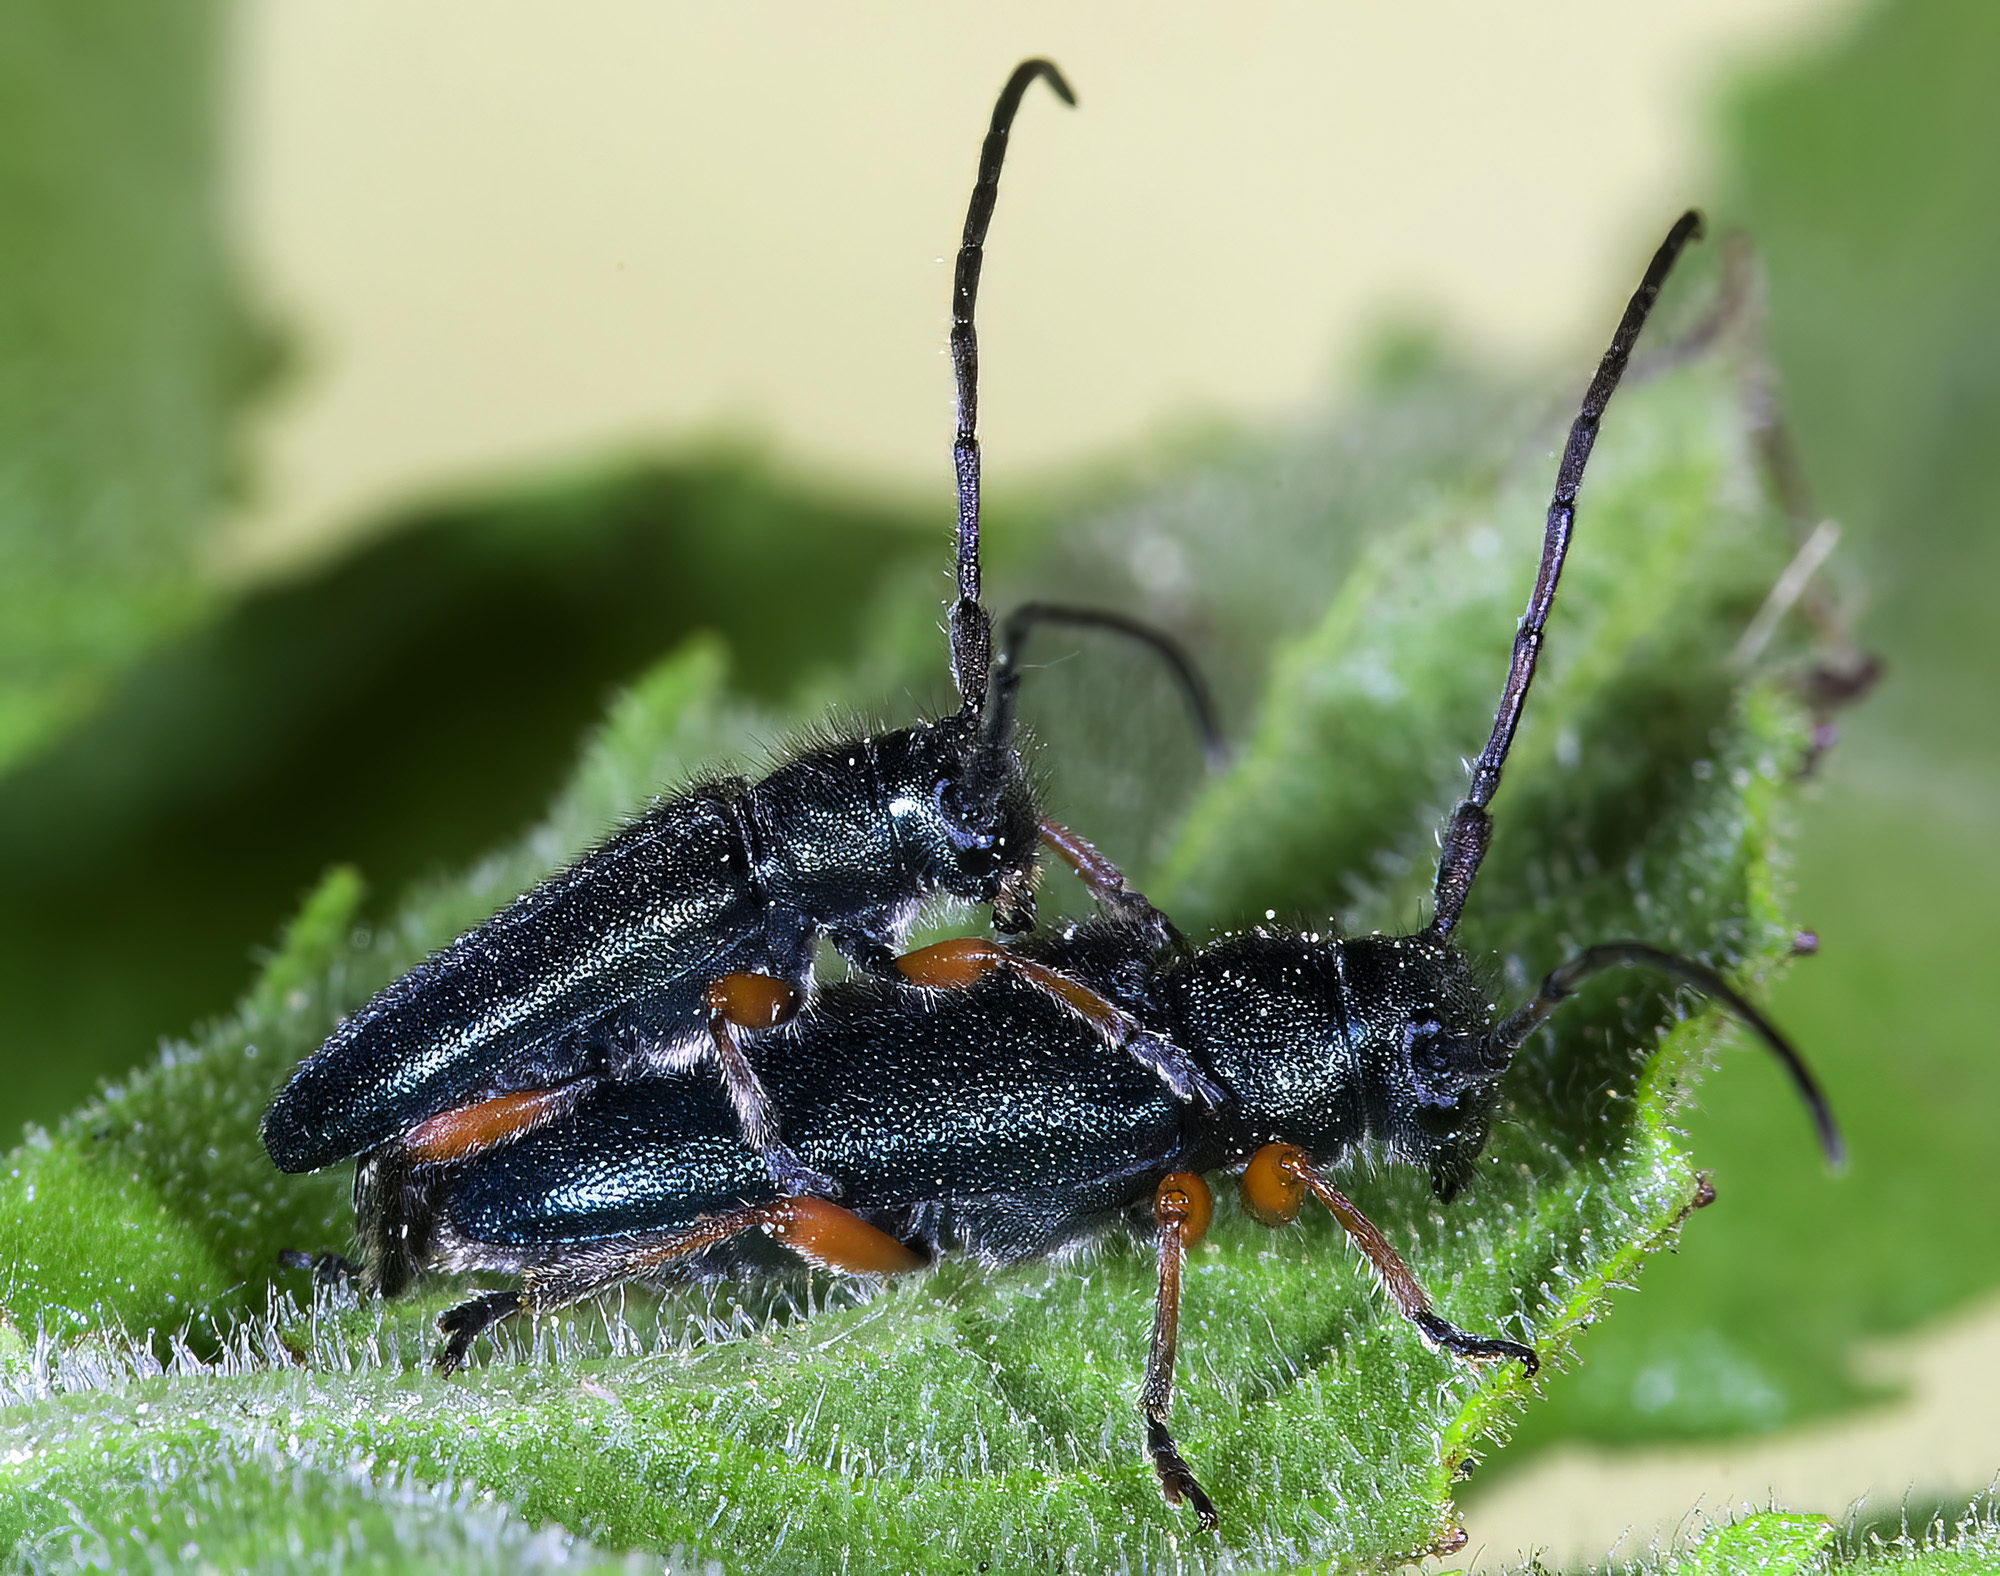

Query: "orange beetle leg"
<box><xmin>763</xmin><ymin>1195</ymin><xmax>928</xmax><ymax>1276</ymax></box>
<box><xmin>1238</xmin><ymin>1142</ymin><xmax>1309</xmax><ymax>1226</ymax></box>
<box><xmin>406</xmin><ymin>1086</ymin><xmax>576</xmax><ymax>1165</ymax></box>
<box><xmin>1140</xmin><ymin>1170</ymin><xmax>1220</xmax><ymax>1529</ymax></box>
<box><xmin>893</xmin><ymin>938</ymin><xmax>1009</xmax><ymax>989</ymax></box>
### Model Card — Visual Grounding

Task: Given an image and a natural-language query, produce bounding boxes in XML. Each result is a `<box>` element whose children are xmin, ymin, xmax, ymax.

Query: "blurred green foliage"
<box><xmin>0</xmin><ymin>2</ymin><xmax>251</xmax><ymax>774</ymax></box>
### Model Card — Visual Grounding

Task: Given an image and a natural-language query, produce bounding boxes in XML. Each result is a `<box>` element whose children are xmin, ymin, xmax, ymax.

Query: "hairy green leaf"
<box><xmin>1564</xmin><ymin>1500</ymin><xmax>2000</xmax><ymax>1576</ymax></box>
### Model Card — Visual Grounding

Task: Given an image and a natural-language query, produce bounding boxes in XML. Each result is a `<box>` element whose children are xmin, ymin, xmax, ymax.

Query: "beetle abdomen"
<box><xmin>416</xmin><ymin>973</ymin><xmax>1189</xmax><ymax>1273</ymax></box>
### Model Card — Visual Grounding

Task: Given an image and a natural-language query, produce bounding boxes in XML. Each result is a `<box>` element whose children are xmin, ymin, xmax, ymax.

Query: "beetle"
<box><xmin>341</xmin><ymin>206</ymin><xmax>1843</xmax><ymax>1527</ymax></box>
<box><xmin>260</xmin><ymin>60</ymin><xmax>1226</xmax><ymax>1202</ymax></box>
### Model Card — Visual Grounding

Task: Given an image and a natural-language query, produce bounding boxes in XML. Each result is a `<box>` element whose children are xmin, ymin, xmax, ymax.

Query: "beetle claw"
<box><xmin>1129</xmin><ymin>1031</ymin><xmax>1230</xmax><ymax>1110</ymax></box>
<box><xmin>765</xmin><ymin>1142</ymin><xmax>841</xmax><ymax>1199</ymax></box>
<box><xmin>1415</xmin><ymin>1311</ymin><xmax>1540</xmax><ymax>1377</ymax></box>
<box><xmin>279</xmin><ymin>1247</ymin><xmax>361</xmax><ymax>1287</ymax></box>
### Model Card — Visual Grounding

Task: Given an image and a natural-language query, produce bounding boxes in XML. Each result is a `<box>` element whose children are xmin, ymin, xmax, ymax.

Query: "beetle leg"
<box><xmin>435</xmin><ymin>1198</ymin><xmax>926</xmax><ymax>1374</ymax></box>
<box><xmin>894</xmin><ymin>938</ymin><xmax>1227</xmax><ymax>1109</ymax></box>
<box><xmin>354</xmin><ymin>1087</ymin><xmax>596</xmax><ymax>1301</ymax></box>
<box><xmin>826</xmin><ymin>921</ymin><xmax>901</xmax><ymax>976</ymax></box>
<box><xmin>1240</xmin><ymin>1143</ymin><xmax>1538</xmax><ymax>1375</ymax></box>
<box><xmin>1140</xmin><ymin>1172</ymin><xmax>1219</xmax><ymax>1530</ymax></box>
<box><xmin>1038</xmin><ymin>819</ymin><xmax>1182</xmax><ymax>948</ymax></box>
<box><xmin>436</xmin><ymin>1289</ymin><xmax>522</xmax><ymax>1375</ymax></box>
<box><xmin>526</xmin><ymin>1198</ymin><xmax>926</xmax><ymax>1311</ymax></box>
<box><xmin>404</xmin><ymin>1085</ymin><xmax>585</xmax><ymax>1165</ymax></box>
<box><xmin>278</xmin><ymin>1248</ymin><xmax>359</xmax><ymax>1285</ymax></box>
<box><xmin>706</xmin><ymin>973</ymin><xmax>837</xmax><ymax>1196</ymax></box>
<box><xmin>986</xmin><ymin>944</ymin><xmax>1223</xmax><ymax>1108</ymax></box>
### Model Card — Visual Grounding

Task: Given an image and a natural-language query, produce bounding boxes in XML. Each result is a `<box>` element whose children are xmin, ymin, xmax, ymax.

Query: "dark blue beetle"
<box><xmin>332</xmin><ymin>209</ymin><xmax>1842</xmax><ymax>1527</ymax></box>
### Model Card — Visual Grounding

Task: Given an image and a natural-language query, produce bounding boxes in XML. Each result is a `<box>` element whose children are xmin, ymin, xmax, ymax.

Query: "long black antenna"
<box><xmin>946</xmin><ymin>59</ymin><xmax>1076</xmax><ymax>714</ymax></box>
<box><xmin>1490</xmin><ymin>940</ymin><xmax>1844</xmax><ymax>1167</ymax></box>
<box><xmin>1000</xmin><ymin>603</ymin><xmax>1228</xmax><ymax>771</ymax></box>
<box><xmin>1428</xmin><ymin>211</ymin><xmax>1704</xmax><ymax>937</ymax></box>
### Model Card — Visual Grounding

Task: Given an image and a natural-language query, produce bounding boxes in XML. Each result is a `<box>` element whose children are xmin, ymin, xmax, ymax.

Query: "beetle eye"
<box><xmin>932</xmin><ymin>778</ymin><xmax>997</xmax><ymax>853</ymax></box>
<box><xmin>1402</xmin><ymin>1015</ymin><xmax>1506</xmax><ymax>1108</ymax></box>
<box><xmin>1403</xmin><ymin>1018</ymin><xmax>1465</xmax><ymax>1106</ymax></box>
<box><xmin>1404</xmin><ymin>1019</ymin><xmax>1445</xmax><ymax>1070</ymax></box>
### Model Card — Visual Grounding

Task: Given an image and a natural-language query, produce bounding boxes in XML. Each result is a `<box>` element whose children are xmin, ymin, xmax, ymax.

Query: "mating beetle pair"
<box><xmin>264</xmin><ymin>60</ymin><xmax>1841</xmax><ymax>1530</ymax></box>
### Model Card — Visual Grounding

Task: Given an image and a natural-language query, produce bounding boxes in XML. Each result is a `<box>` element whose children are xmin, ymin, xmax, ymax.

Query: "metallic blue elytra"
<box><xmin>262</xmin><ymin>715</ymin><xmax>1041</xmax><ymax>1175</ymax></box>
<box><xmin>438</xmin><ymin>958</ymin><xmax>1184</xmax><ymax>1258</ymax></box>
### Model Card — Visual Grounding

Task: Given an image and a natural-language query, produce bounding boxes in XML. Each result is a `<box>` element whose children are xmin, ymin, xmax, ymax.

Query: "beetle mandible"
<box><xmin>260</xmin><ymin>60</ymin><xmax>1228</xmax><ymax>1221</ymax></box>
<box><xmin>342</xmin><ymin>174</ymin><xmax>1842</xmax><ymax>1524</ymax></box>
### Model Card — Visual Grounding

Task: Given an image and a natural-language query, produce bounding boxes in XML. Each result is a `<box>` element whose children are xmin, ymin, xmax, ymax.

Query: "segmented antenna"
<box><xmin>1428</xmin><ymin>210</ymin><xmax>1704</xmax><ymax>937</ymax></box>
<box><xmin>947</xmin><ymin>58</ymin><xmax>1076</xmax><ymax>712</ymax></box>
<box><xmin>1490</xmin><ymin>940</ymin><xmax>1844</xmax><ymax>1167</ymax></box>
<box><xmin>985</xmin><ymin>602</ymin><xmax>1228</xmax><ymax>774</ymax></box>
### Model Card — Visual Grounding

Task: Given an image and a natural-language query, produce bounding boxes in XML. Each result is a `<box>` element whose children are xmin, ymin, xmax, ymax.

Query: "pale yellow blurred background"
<box><xmin>224</xmin><ymin>0</ymin><xmax>1856</xmax><ymax>575</ymax></box>
<box><xmin>223</xmin><ymin>5</ymin><xmax>2000</xmax><ymax>1570</ymax></box>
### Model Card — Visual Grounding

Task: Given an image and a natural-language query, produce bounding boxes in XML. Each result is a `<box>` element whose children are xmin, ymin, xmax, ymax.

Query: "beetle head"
<box><xmin>874</xmin><ymin>713</ymin><xmax>1041</xmax><ymax>927</ymax></box>
<box><xmin>1339</xmin><ymin>932</ymin><xmax>1510</xmax><ymax>1200</ymax></box>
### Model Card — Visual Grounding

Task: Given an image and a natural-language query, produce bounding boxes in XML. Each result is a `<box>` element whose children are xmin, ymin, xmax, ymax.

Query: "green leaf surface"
<box><xmin>1681</xmin><ymin>1511</ymin><xmax>1838</xmax><ymax>1576</ymax></box>
<box><xmin>3</xmin><ymin>332</ymin><xmax>1824</xmax><ymax>1570</ymax></box>
<box><xmin>1585</xmin><ymin>1501</ymin><xmax>2000</xmax><ymax>1576</ymax></box>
